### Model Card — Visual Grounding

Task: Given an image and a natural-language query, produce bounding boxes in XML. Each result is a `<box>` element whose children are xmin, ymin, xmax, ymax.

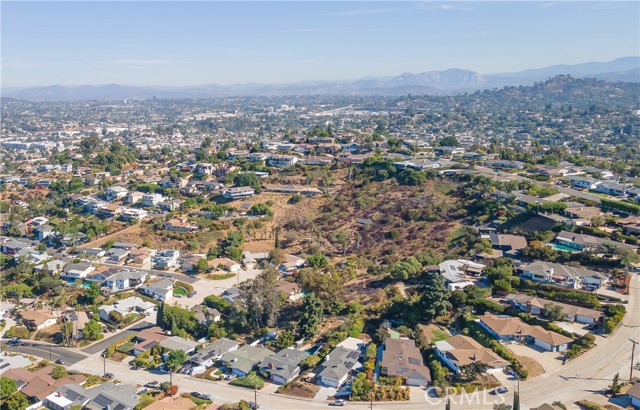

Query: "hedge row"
<box><xmin>600</xmin><ymin>198</ymin><xmax>640</xmax><ymax>215</ymax></box>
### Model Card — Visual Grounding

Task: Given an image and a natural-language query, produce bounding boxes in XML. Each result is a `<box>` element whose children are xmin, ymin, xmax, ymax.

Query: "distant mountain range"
<box><xmin>2</xmin><ymin>56</ymin><xmax>638</xmax><ymax>101</ymax></box>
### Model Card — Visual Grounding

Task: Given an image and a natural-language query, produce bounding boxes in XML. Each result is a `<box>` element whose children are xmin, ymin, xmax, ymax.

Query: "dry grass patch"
<box><xmin>277</xmin><ymin>381</ymin><xmax>320</xmax><ymax>399</ymax></box>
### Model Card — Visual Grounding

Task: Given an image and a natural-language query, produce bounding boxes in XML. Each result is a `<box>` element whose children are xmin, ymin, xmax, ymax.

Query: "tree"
<box><xmin>493</xmin><ymin>405</ymin><xmax>512</xmax><ymax>410</ymax></box>
<box><xmin>83</xmin><ymin>282</ymin><xmax>101</xmax><ymax>304</ymax></box>
<box><xmin>307</xmin><ymin>252</ymin><xmax>328</xmax><ymax>269</ymax></box>
<box><xmin>83</xmin><ymin>319</ymin><xmax>103</xmax><ymax>341</ymax></box>
<box><xmin>1</xmin><ymin>391</ymin><xmax>29</xmax><ymax>410</ymax></box>
<box><xmin>301</xmin><ymin>354</ymin><xmax>320</xmax><ymax>369</ymax></box>
<box><xmin>166</xmin><ymin>349</ymin><xmax>187</xmax><ymax>373</ymax></box>
<box><xmin>239</xmin><ymin>268</ymin><xmax>282</xmax><ymax>331</ymax></box>
<box><xmin>609</xmin><ymin>372</ymin><xmax>622</xmax><ymax>397</ymax></box>
<box><xmin>439</xmin><ymin>136</ymin><xmax>459</xmax><ymax>147</ymax></box>
<box><xmin>157</xmin><ymin>302</ymin><xmax>165</xmax><ymax>328</ymax></box>
<box><xmin>275</xmin><ymin>329</ymin><xmax>295</xmax><ymax>349</ymax></box>
<box><xmin>170</xmin><ymin>315</ymin><xmax>178</xmax><ymax>336</ymax></box>
<box><xmin>513</xmin><ymin>391</ymin><xmax>520</xmax><ymax>410</ymax></box>
<box><xmin>298</xmin><ymin>292</ymin><xmax>324</xmax><ymax>339</ymax></box>
<box><xmin>0</xmin><ymin>377</ymin><xmax>16</xmax><ymax>399</ymax></box>
<box><xmin>543</xmin><ymin>303</ymin><xmax>565</xmax><ymax>322</ymax></box>
<box><xmin>195</xmin><ymin>258</ymin><xmax>209</xmax><ymax>274</ymax></box>
<box><xmin>51</xmin><ymin>366</ymin><xmax>67</xmax><ymax>379</ymax></box>
<box><xmin>419</xmin><ymin>273</ymin><xmax>451</xmax><ymax>321</ymax></box>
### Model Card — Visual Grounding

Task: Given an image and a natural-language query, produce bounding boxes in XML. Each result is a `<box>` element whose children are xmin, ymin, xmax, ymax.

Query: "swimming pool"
<box><xmin>551</xmin><ymin>243</ymin><xmax>578</xmax><ymax>253</ymax></box>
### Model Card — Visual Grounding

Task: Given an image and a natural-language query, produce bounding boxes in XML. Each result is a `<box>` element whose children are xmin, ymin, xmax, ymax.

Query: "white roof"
<box><xmin>336</xmin><ymin>337</ymin><xmax>365</xmax><ymax>351</ymax></box>
<box><xmin>46</xmin><ymin>393</ymin><xmax>74</xmax><ymax>407</ymax></box>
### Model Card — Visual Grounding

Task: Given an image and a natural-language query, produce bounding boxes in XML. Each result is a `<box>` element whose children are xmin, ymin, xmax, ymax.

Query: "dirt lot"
<box><xmin>278</xmin><ymin>381</ymin><xmax>320</xmax><ymax>398</ymax></box>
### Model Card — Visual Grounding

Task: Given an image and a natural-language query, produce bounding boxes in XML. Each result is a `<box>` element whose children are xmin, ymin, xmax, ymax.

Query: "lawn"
<box><xmin>173</xmin><ymin>287</ymin><xmax>187</xmax><ymax>296</ymax></box>
<box><xmin>116</xmin><ymin>341</ymin><xmax>135</xmax><ymax>354</ymax></box>
<box><xmin>417</xmin><ymin>324</ymin><xmax>450</xmax><ymax>344</ymax></box>
<box><xmin>230</xmin><ymin>371</ymin><xmax>265</xmax><ymax>390</ymax></box>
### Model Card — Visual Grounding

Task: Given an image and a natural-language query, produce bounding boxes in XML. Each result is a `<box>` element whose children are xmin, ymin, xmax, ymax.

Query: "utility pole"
<box><xmin>49</xmin><ymin>341</ymin><xmax>52</xmax><ymax>361</ymax></box>
<box><xmin>254</xmin><ymin>385</ymin><xmax>257</xmax><ymax>407</ymax></box>
<box><xmin>103</xmin><ymin>351</ymin><xmax>106</xmax><ymax>376</ymax></box>
<box><xmin>630</xmin><ymin>339</ymin><xmax>639</xmax><ymax>381</ymax></box>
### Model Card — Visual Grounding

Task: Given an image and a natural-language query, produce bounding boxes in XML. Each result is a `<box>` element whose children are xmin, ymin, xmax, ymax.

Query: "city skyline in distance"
<box><xmin>2</xmin><ymin>1</ymin><xmax>639</xmax><ymax>87</ymax></box>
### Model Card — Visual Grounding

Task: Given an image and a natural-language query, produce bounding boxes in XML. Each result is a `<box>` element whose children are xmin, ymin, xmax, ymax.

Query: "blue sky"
<box><xmin>2</xmin><ymin>1</ymin><xmax>639</xmax><ymax>87</ymax></box>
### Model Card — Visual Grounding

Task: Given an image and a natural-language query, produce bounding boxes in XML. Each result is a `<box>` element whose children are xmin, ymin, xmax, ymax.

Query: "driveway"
<box><xmin>314</xmin><ymin>386</ymin><xmax>338</xmax><ymax>401</ymax></box>
<box><xmin>175</xmin><ymin>267</ymin><xmax>262</xmax><ymax>309</ymax></box>
<box><xmin>507</xmin><ymin>343</ymin><xmax>565</xmax><ymax>374</ymax></box>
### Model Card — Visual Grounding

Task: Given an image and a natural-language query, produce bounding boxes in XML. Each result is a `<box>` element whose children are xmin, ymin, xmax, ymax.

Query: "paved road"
<box><xmin>82</xmin><ymin>320</ymin><xmax>155</xmax><ymax>354</ymax></box>
<box><xmin>2</xmin><ymin>340</ymin><xmax>88</xmax><ymax>365</ymax></box>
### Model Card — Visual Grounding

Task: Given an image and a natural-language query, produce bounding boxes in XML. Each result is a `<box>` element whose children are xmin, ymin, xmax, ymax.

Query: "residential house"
<box><xmin>180</xmin><ymin>254</ymin><xmax>207</xmax><ymax>272</ymax></box>
<box><xmin>223</xmin><ymin>186</ymin><xmax>255</xmax><ymax>200</ymax></box>
<box><xmin>99</xmin><ymin>203</ymin><xmax>124</xmax><ymax>218</ymax></box>
<box><xmin>628</xmin><ymin>383</ymin><xmax>640</xmax><ymax>409</ymax></box>
<box><xmin>142</xmin><ymin>278</ymin><xmax>175</xmax><ymax>301</ymax></box>
<box><xmin>141</xmin><ymin>193</ymin><xmax>165</xmax><ymax>207</ymax></box>
<box><xmin>505</xmin><ymin>294</ymin><xmax>602</xmax><ymax>325</ymax></box>
<box><xmin>563</xmin><ymin>206</ymin><xmax>605</xmax><ymax>225</ymax></box>
<box><xmin>43</xmin><ymin>381</ymin><xmax>137</xmax><ymax>410</ymax></box>
<box><xmin>159</xmin><ymin>336</ymin><xmax>198</xmax><ymax>355</ymax></box>
<box><xmin>193</xmin><ymin>305</ymin><xmax>222</xmax><ymax>324</ymax></box>
<box><xmin>259</xmin><ymin>348</ymin><xmax>309</xmax><ymax>384</ymax></box>
<box><xmin>276</xmin><ymin>280</ymin><xmax>304</xmax><ymax>302</ymax></box>
<box><xmin>98</xmin><ymin>296</ymin><xmax>156</xmax><ymax>322</ymax></box>
<box><xmin>208</xmin><ymin>257</ymin><xmax>241</xmax><ymax>273</ymax></box>
<box><xmin>596</xmin><ymin>181</ymin><xmax>629</xmax><ymax>196</ymax></box>
<box><xmin>159</xmin><ymin>199</ymin><xmax>184</xmax><ymax>212</ymax></box>
<box><xmin>437</xmin><ymin>260</ymin><xmax>483</xmax><ymax>290</ymax></box>
<box><xmin>120</xmin><ymin>208</ymin><xmax>148</xmax><ymax>221</ymax></box>
<box><xmin>476</xmin><ymin>315</ymin><xmax>573</xmax><ymax>352</ymax></box>
<box><xmin>125</xmin><ymin>192</ymin><xmax>144</xmax><ymax>204</ymax></box>
<box><xmin>279</xmin><ymin>254</ymin><xmax>305</xmax><ymax>273</ymax></box>
<box><xmin>33</xmin><ymin>260</ymin><xmax>65</xmax><ymax>275</ymax></box>
<box><xmin>221</xmin><ymin>287</ymin><xmax>242</xmax><ymax>304</ymax></box>
<box><xmin>103</xmin><ymin>269</ymin><xmax>148</xmax><ymax>292</ymax></box>
<box><xmin>61</xmin><ymin>262</ymin><xmax>95</xmax><ymax>280</ymax></box>
<box><xmin>489</xmin><ymin>234</ymin><xmax>528</xmax><ymax>258</ymax></box>
<box><xmin>105</xmin><ymin>186</ymin><xmax>129</xmax><ymax>201</ymax></box>
<box><xmin>132</xmin><ymin>327</ymin><xmax>169</xmax><ymax>356</ymax></box>
<box><xmin>152</xmin><ymin>249</ymin><xmax>180</xmax><ymax>268</ymax></box>
<box><xmin>20</xmin><ymin>310</ymin><xmax>57</xmax><ymax>331</ymax></box>
<box><xmin>33</xmin><ymin>225</ymin><xmax>55</xmax><ymax>240</ymax></box>
<box><xmin>221</xmin><ymin>345</ymin><xmax>275</xmax><ymax>377</ymax></box>
<box><xmin>107</xmin><ymin>248</ymin><xmax>130</xmax><ymax>263</ymax></box>
<box><xmin>267</xmin><ymin>155</ymin><xmax>299</xmax><ymax>168</ymax></box>
<box><xmin>484</xmin><ymin>160</ymin><xmax>525</xmax><ymax>170</ymax></box>
<box><xmin>380</xmin><ymin>338</ymin><xmax>432</xmax><ymax>386</ymax></box>
<box><xmin>570</xmin><ymin>176</ymin><xmax>602</xmax><ymax>190</ymax></box>
<box><xmin>165</xmin><ymin>217</ymin><xmax>198</xmax><ymax>233</ymax></box>
<box><xmin>4</xmin><ymin>366</ymin><xmax>87</xmax><ymax>408</ymax></box>
<box><xmin>129</xmin><ymin>247</ymin><xmax>156</xmax><ymax>265</ymax></box>
<box><xmin>518</xmin><ymin>261</ymin><xmax>610</xmax><ymax>289</ymax></box>
<box><xmin>76</xmin><ymin>247</ymin><xmax>106</xmax><ymax>259</ymax></box>
<box><xmin>189</xmin><ymin>338</ymin><xmax>240</xmax><ymax>369</ymax></box>
<box><xmin>555</xmin><ymin>230</ymin><xmax>637</xmax><ymax>253</ymax></box>
<box><xmin>317</xmin><ymin>345</ymin><xmax>362</xmax><ymax>388</ymax></box>
<box><xmin>263</xmin><ymin>184</ymin><xmax>323</xmax><ymax>196</ymax></box>
<box><xmin>434</xmin><ymin>335</ymin><xmax>509</xmax><ymax>374</ymax></box>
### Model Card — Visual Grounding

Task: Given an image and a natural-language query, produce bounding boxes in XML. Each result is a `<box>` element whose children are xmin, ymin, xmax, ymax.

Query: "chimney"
<box><xmin>548</xmin><ymin>268</ymin><xmax>554</xmax><ymax>275</ymax></box>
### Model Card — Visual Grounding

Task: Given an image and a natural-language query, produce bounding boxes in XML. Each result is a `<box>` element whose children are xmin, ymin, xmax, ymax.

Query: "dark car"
<box><xmin>131</xmin><ymin>365</ymin><xmax>141</xmax><ymax>370</ymax></box>
<box><xmin>248</xmin><ymin>402</ymin><xmax>259</xmax><ymax>409</ymax></box>
<box><xmin>105</xmin><ymin>372</ymin><xmax>115</xmax><ymax>379</ymax></box>
<box><xmin>188</xmin><ymin>290</ymin><xmax>197</xmax><ymax>298</ymax></box>
<box><xmin>55</xmin><ymin>359</ymin><xmax>65</xmax><ymax>365</ymax></box>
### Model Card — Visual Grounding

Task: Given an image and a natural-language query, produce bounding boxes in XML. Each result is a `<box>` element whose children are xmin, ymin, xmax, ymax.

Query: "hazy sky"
<box><xmin>2</xmin><ymin>1</ymin><xmax>639</xmax><ymax>87</ymax></box>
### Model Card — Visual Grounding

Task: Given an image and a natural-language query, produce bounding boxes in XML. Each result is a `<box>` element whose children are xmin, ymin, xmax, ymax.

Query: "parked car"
<box><xmin>131</xmin><ymin>365</ymin><xmax>141</xmax><ymax>370</ymax></box>
<box><xmin>248</xmin><ymin>401</ymin><xmax>259</xmax><ymax>409</ymax></box>
<box><xmin>144</xmin><ymin>381</ymin><xmax>160</xmax><ymax>388</ymax></box>
<box><xmin>105</xmin><ymin>372</ymin><xmax>115</xmax><ymax>379</ymax></box>
<box><xmin>493</xmin><ymin>386</ymin><xmax>509</xmax><ymax>395</ymax></box>
<box><xmin>188</xmin><ymin>291</ymin><xmax>197</xmax><ymax>298</ymax></box>
<box><xmin>224</xmin><ymin>374</ymin><xmax>237</xmax><ymax>380</ymax></box>
<box><xmin>55</xmin><ymin>359</ymin><xmax>65</xmax><ymax>365</ymax></box>
<box><xmin>191</xmin><ymin>392</ymin><xmax>203</xmax><ymax>399</ymax></box>
<box><xmin>329</xmin><ymin>400</ymin><xmax>345</xmax><ymax>406</ymax></box>
<box><xmin>8</xmin><ymin>337</ymin><xmax>20</xmax><ymax>344</ymax></box>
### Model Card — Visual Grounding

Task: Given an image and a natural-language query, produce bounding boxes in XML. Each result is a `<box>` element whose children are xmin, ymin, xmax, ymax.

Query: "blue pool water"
<box><xmin>551</xmin><ymin>244</ymin><xmax>578</xmax><ymax>252</ymax></box>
